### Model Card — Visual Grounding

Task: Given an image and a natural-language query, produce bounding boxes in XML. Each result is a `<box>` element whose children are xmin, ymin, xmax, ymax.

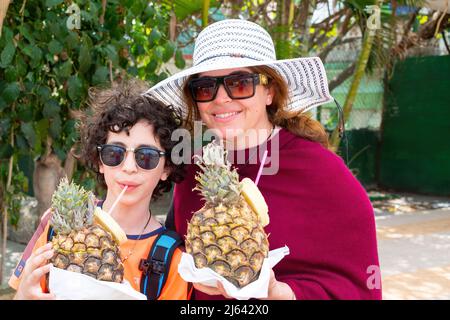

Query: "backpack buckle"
<box><xmin>139</xmin><ymin>259</ymin><xmax>165</xmax><ymax>275</ymax></box>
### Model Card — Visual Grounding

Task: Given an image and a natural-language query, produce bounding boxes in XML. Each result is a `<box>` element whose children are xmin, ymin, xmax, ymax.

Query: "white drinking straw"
<box><xmin>254</xmin><ymin>150</ymin><xmax>268</xmax><ymax>186</ymax></box>
<box><xmin>108</xmin><ymin>185</ymin><xmax>128</xmax><ymax>215</ymax></box>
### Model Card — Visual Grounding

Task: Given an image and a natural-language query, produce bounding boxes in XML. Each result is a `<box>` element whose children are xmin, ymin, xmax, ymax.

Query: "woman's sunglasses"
<box><xmin>188</xmin><ymin>73</ymin><xmax>269</xmax><ymax>102</ymax></box>
<box><xmin>97</xmin><ymin>144</ymin><xmax>166</xmax><ymax>170</ymax></box>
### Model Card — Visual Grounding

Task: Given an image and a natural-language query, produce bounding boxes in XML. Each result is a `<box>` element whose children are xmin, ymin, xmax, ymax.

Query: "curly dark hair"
<box><xmin>78</xmin><ymin>79</ymin><xmax>185</xmax><ymax>201</ymax></box>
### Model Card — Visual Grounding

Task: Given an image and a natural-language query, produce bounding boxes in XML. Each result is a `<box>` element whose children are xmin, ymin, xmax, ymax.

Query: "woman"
<box><xmin>146</xmin><ymin>19</ymin><xmax>381</xmax><ymax>300</ymax></box>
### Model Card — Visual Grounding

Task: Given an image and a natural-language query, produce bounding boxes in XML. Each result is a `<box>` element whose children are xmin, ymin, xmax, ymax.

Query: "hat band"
<box><xmin>195</xmin><ymin>53</ymin><xmax>263</xmax><ymax>66</ymax></box>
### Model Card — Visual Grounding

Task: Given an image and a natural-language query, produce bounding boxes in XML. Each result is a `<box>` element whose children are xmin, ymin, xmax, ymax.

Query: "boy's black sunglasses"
<box><xmin>97</xmin><ymin>144</ymin><xmax>166</xmax><ymax>170</ymax></box>
<box><xmin>188</xmin><ymin>73</ymin><xmax>269</xmax><ymax>102</ymax></box>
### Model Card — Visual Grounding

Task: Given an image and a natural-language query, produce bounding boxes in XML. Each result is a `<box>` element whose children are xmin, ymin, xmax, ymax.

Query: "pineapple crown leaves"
<box><xmin>50</xmin><ymin>177</ymin><xmax>96</xmax><ymax>234</ymax></box>
<box><xmin>193</xmin><ymin>140</ymin><xmax>241</xmax><ymax>206</ymax></box>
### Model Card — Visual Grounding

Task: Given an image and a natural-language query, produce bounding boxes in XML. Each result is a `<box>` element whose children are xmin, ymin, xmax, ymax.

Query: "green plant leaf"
<box><xmin>37</xmin><ymin>86</ymin><xmax>51</xmax><ymax>102</ymax></box>
<box><xmin>2</xmin><ymin>82</ymin><xmax>21</xmax><ymax>104</ymax></box>
<box><xmin>0</xmin><ymin>144</ymin><xmax>13</xmax><ymax>159</ymax></box>
<box><xmin>17</xmin><ymin>25</ymin><xmax>34</xmax><ymax>44</ymax></box>
<box><xmin>56</xmin><ymin>60</ymin><xmax>73</xmax><ymax>79</ymax></box>
<box><xmin>45</xmin><ymin>0</ymin><xmax>64</xmax><ymax>7</ymax></box>
<box><xmin>21</xmin><ymin>122</ymin><xmax>36</xmax><ymax>148</ymax></box>
<box><xmin>15</xmin><ymin>133</ymin><xmax>28</xmax><ymax>151</ymax></box>
<box><xmin>0</xmin><ymin>97</ymin><xmax>7</xmax><ymax>112</ymax></box>
<box><xmin>92</xmin><ymin>66</ymin><xmax>109</xmax><ymax>85</ymax></box>
<box><xmin>154</xmin><ymin>45</ymin><xmax>164</xmax><ymax>61</ymax></box>
<box><xmin>67</xmin><ymin>76</ymin><xmax>83</xmax><ymax>102</ymax></box>
<box><xmin>36</xmin><ymin>118</ymin><xmax>49</xmax><ymax>142</ymax></box>
<box><xmin>104</xmin><ymin>44</ymin><xmax>119</xmax><ymax>65</ymax></box>
<box><xmin>79</xmin><ymin>43</ymin><xmax>92</xmax><ymax>74</ymax></box>
<box><xmin>17</xmin><ymin>104</ymin><xmax>34</xmax><ymax>122</ymax></box>
<box><xmin>1</xmin><ymin>42</ymin><xmax>16</xmax><ymax>67</ymax></box>
<box><xmin>175</xmin><ymin>49</ymin><xmax>185</xmax><ymax>69</ymax></box>
<box><xmin>48</xmin><ymin>40</ymin><xmax>63</xmax><ymax>55</ymax></box>
<box><xmin>5</xmin><ymin>67</ymin><xmax>18</xmax><ymax>82</ymax></box>
<box><xmin>162</xmin><ymin>41</ymin><xmax>175</xmax><ymax>62</ymax></box>
<box><xmin>149</xmin><ymin>28</ymin><xmax>162</xmax><ymax>47</ymax></box>
<box><xmin>49</xmin><ymin>115</ymin><xmax>62</xmax><ymax>139</ymax></box>
<box><xmin>43</xmin><ymin>99</ymin><xmax>60</xmax><ymax>118</ymax></box>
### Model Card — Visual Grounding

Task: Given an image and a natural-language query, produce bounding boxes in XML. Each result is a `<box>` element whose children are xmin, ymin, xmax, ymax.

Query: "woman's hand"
<box><xmin>193</xmin><ymin>269</ymin><xmax>296</xmax><ymax>300</ymax></box>
<box><xmin>261</xmin><ymin>269</ymin><xmax>296</xmax><ymax>300</ymax></box>
<box><xmin>193</xmin><ymin>281</ymin><xmax>232</xmax><ymax>299</ymax></box>
<box><xmin>14</xmin><ymin>242</ymin><xmax>56</xmax><ymax>300</ymax></box>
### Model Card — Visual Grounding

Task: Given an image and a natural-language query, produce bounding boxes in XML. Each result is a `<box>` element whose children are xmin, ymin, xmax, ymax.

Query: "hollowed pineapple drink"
<box><xmin>186</xmin><ymin>141</ymin><xmax>270</xmax><ymax>288</ymax></box>
<box><xmin>50</xmin><ymin>178</ymin><xmax>127</xmax><ymax>283</ymax></box>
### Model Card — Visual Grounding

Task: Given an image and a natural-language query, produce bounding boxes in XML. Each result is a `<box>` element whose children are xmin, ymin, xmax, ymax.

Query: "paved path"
<box><xmin>376</xmin><ymin>208</ymin><xmax>450</xmax><ymax>299</ymax></box>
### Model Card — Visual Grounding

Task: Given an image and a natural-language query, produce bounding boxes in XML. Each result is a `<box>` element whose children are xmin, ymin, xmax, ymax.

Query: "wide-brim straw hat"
<box><xmin>145</xmin><ymin>19</ymin><xmax>334</xmax><ymax>116</ymax></box>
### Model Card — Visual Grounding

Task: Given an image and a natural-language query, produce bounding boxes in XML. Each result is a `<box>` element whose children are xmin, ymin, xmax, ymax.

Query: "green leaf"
<box><xmin>36</xmin><ymin>118</ymin><xmax>49</xmax><ymax>142</ymax></box>
<box><xmin>0</xmin><ymin>97</ymin><xmax>7</xmax><ymax>112</ymax></box>
<box><xmin>92</xmin><ymin>66</ymin><xmax>109</xmax><ymax>85</ymax></box>
<box><xmin>104</xmin><ymin>45</ymin><xmax>119</xmax><ymax>65</ymax></box>
<box><xmin>5</xmin><ymin>67</ymin><xmax>18</xmax><ymax>82</ymax></box>
<box><xmin>21</xmin><ymin>122</ymin><xmax>36</xmax><ymax>148</ymax></box>
<box><xmin>45</xmin><ymin>0</ymin><xmax>64</xmax><ymax>7</ymax></box>
<box><xmin>15</xmin><ymin>133</ymin><xmax>28</xmax><ymax>151</ymax></box>
<box><xmin>16</xmin><ymin>58</ymin><xmax>27</xmax><ymax>77</ymax></box>
<box><xmin>154</xmin><ymin>45</ymin><xmax>164</xmax><ymax>61</ymax></box>
<box><xmin>2</xmin><ymin>82</ymin><xmax>21</xmax><ymax>104</ymax></box>
<box><xmin>17</xmin><ymin>104</ymin><xmax>34</xmax><ymax>122</ymax></box>
<box><xmin>146</xmin><ymin>59</ymin><xmax>158</xmax><ymax>74</ymax></box>
<box><xmin>17</xmin><ymin>25</ymin><xmax>34</xmax><ymax>44</ymax></box>
<box><xmin>48</xmin><ymin>40</ymin><xmax>63</xmax><ymax>55</ymax></box>
<box><xmin>43</xmin><ymin>99</ymin><xmax>60</xmax><ymax>118</ymax></box>
<box><xmin>175</xmin><ymin>49</ymin><xmax>185</xmax><ymax>69</ymax></box>
<box><xmin>37</xmin><ymin>86</ymin><xmax>51</xmax><ymax>102</ymax></box>
<box><xmin>162</xmin><ymin>41</ymin><xmax>175</xmax><ymax>62</ymax></box>
<box><xmin>49</xmin><ymin>116</ymin><xmax>62</xmax><ymax>139</ymax></box>
<box><xmin>56</xmin><ymin>60</ymin><xmax>73</xmax><ymax>79</ymax></box>
<box><xmin>0</xmin><ymin>117</ymin><xmax>11</xmax><ymax>136</ymax></box>
<box><xmin>79</xmin><ymin>43</ymin><xmax>92</xmax><ymax>74</ymax></box>
<box><xmin>67</xmin><ymin>76</ymin><xmax>83</xmax><ymax>102</ymax></box>
<box><xmin>170</xmin><ymin>0</ymin><xmax>220</xmax><ymax>21</ymax></box>
<box><xmin>1</xmin><ymin>42</ymin><xmax>16</xmax><ymax>67</ymax></box>
<box><xmin>0</xmin><ymin>144</ymin><xmax>13</xmax><ymax>159</ymax></box>
<box><xmin>22</xmin><ymin>45</ymin><xmax>43</xmax><ymax>68</ymax></box>
<box><xmin>149</xmin><ymin>28</ymin><xmax>162</xmax><ymax>47</ymax></box>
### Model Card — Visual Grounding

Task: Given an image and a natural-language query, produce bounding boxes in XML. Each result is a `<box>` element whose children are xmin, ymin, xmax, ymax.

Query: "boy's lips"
<box><xmin>118</xmin><ymin>182</ymin><xmax>139</xmax><ymax>190</ymax></box>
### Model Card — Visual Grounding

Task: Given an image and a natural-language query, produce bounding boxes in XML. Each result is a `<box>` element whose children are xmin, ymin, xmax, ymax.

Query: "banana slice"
<box><xmin>94</xmin><ymin>207</ymin><xmax>128</xmax><ymax>245</ymax></box>
<box><xmin>240</xmin><ymin>178</ymin><xmax>270</xmax><ymax>227</ymax></box>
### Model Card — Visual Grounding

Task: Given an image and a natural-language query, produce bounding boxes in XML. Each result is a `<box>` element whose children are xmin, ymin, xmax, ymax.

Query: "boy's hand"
<box><xmin>14</xmin><ymin>242</ymin><xmax>56</xmax><ymax>300</ymax></box>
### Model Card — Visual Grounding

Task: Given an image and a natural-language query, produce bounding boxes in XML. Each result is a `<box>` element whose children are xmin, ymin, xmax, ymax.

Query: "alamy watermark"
<box><xmin>365</xmin><ymin>5</ymin><xmax>381</xmax><ymax>35</ymax></box>
<box><xmin>366</xmin><ymin>265</ymin><xmax>382</xmax><ymax>290</ymax></box>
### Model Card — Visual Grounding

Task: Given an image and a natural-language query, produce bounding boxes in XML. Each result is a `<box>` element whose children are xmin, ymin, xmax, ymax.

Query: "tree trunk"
<box><xmin>33</xmin><ymin>153</ymin><xmax>66</xmax><ymax>221</ymax></box>
<box><xmin>329</xmin><ymin>30</ymin><xmax>376</xmax><ymax>151</ymax></box>
<box><xmin>297</xmin><ymin>0</ymin><xmax>316</xmax><ymax>56</ymax></box>
<box><xmin>202</xmin><ymin>0</ymin><xmax>210</xmax><ymax>27</ymax></box>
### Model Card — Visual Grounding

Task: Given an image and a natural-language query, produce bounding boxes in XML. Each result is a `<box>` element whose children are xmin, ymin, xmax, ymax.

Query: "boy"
<box><xmin>9</xmin><ymin>79</ymin><xmax>190</xmax><ymax>300</ymax></box>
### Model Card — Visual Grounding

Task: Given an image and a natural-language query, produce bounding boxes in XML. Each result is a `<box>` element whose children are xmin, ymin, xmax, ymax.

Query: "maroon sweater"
<box><xmin>173</xmin><ymin>128</ymin><xmax>382</xmax><ymax>300</ymax></box>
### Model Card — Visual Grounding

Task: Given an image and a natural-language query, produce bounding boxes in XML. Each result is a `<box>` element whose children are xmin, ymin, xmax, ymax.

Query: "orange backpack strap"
<box><xmin>138</xmin><ymin>228</ymin><xmax>183</xmax><ymax>300</ymax></box>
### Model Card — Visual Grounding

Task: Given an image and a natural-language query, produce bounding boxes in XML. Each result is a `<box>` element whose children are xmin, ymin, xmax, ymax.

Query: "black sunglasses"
<box><xmin>97</xmin><ymin>144</ymin><xmax>166</xmax><ymax>170</ymax></box>
<box><xmin>188</xmin><ymin>73</ymin><xmax>269</xmax><ymax>102</ymax></box>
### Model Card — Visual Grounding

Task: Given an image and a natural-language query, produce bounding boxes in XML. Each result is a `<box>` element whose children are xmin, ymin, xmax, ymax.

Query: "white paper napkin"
<box><xmin>48</xmin><ymin>265</ymin><xmax>147</xmax><ymax>300</ymax></box>
<box><xmin>178</xmin><ymin>246</ymin><xmax>290</xmax><ymax>300</ymax></box>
